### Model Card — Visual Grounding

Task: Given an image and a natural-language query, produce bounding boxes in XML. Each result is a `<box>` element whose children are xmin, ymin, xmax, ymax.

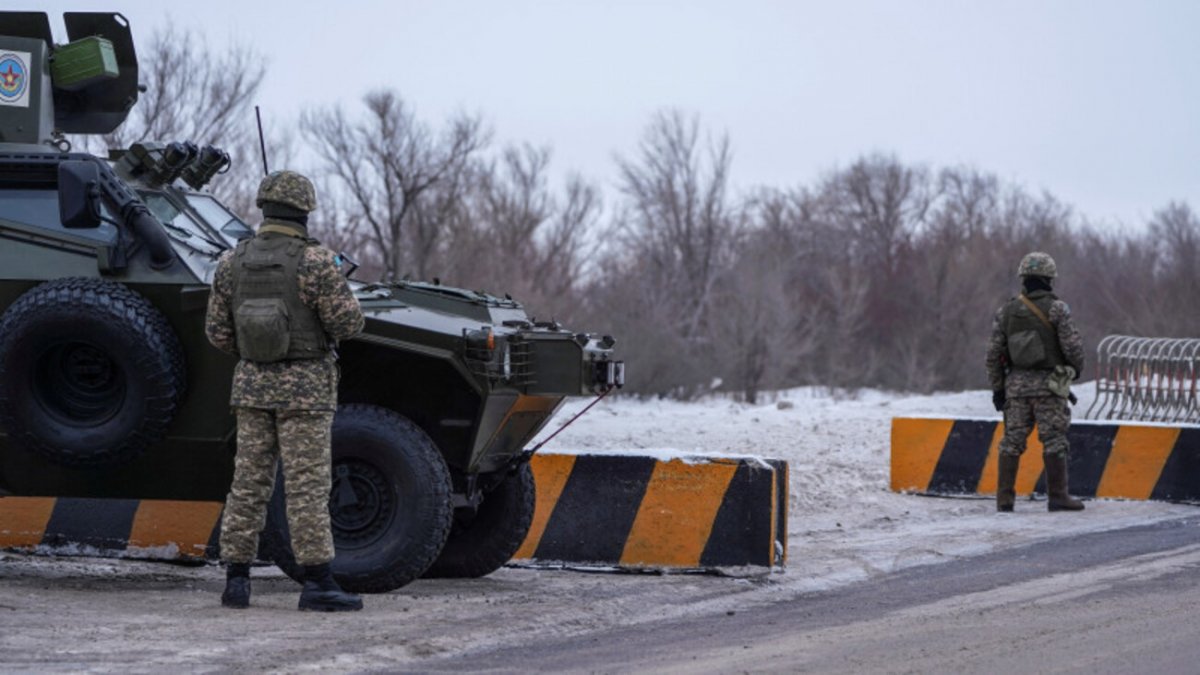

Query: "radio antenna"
<box><xmin>255</xmin><ymin>105</ymin><xmax>270</xmax><ymax>176</ymax></box>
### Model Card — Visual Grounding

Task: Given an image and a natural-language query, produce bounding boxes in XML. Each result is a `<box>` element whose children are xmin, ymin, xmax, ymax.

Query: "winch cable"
<box><xmin>521</xmin><ymin>386</ymin><xmax>614</xmax><ymax>459</ymax></box>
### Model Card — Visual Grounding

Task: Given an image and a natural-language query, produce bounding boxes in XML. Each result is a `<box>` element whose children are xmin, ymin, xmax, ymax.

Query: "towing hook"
<box><xmin>510</xmin><ymin>448</ymin><xmax>537</xmax><ymax>472</ymax></box>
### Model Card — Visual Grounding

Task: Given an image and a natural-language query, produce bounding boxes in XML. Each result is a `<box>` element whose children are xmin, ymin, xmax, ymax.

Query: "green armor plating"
<box><xmin>231</xmin><ymin>229</ymin><xmax>327</xmax><ymax>362</ymax></box>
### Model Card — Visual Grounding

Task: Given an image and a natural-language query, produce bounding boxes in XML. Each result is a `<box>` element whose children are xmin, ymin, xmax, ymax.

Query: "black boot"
<box><xmin>222</xmin><ymin>562</ymin><xmax>251</xmax><ymax>609</ymax></box>
<box><xmin>1044</xmin><ymin>455</ymin><xmax>1085</xmax><ymax>512</ymax></box>
<box><xmin>997</xmin><ymin>453</ymin><xmax>1019</xmax><ymax>512</ymax></box>
<box><xmin>298</xmin><ymin>563</ymin><xmax>363</xmax><ymax>612</ymax></box>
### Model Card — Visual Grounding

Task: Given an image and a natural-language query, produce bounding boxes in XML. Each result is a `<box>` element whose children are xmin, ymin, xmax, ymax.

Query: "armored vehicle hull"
<box><xmin>0</xmin><ymin>12</ymin><xmax>621</xmax><ymax>591</ymax></box>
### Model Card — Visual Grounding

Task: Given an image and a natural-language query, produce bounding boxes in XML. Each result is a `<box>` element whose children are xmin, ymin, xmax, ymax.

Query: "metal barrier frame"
<box><xmin>1085</xmin><ymin>335</ymin><xmax>1200</xmax><ymax>423</ymax></box>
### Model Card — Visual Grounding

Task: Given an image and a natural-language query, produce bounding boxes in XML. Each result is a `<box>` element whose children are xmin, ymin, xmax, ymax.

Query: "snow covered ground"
<box><xmin>533</xmin><ymin>382</ymin><xmax>1198</xmax><ymax>594</ymax></box>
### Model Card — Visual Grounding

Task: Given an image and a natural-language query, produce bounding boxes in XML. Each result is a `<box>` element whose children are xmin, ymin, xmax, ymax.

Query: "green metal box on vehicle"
<box><xmin>49</xmin><ymin>35</ymin><xmax>118</xmax><ymax>90</ymax></box>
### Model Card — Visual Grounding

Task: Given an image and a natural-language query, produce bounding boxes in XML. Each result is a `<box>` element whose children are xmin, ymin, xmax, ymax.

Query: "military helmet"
<box><xmin>1018</xmin><ymin>251</ymin><xmax>1057</xmax><ymax>278</ymax></box>
<box><xmin>255</xmin><ymin>170</ymin><xmax>317</xmax><ymax>213</ymax></box>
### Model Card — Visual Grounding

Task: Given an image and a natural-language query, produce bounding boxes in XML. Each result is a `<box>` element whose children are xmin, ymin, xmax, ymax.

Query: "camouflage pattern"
<box><xmin>207</xmin><ymin>216</ymin><xmax>363</xmax><ymax>567</ymax></box>
<box><xmin>255</xmin><ymin>170</ymin><xmax>317</xmax><ymax>213</ymax></box>
<box><xmin>218</xmin><ymin>408</ymin><xmax>336</xmax><ymax>565</ymax></box>
<box><xmin>999</xmin><ymin>395</ymin><xmax>1071</xmax><ymax>459</ymax></box>
<box><xmin>989</xmin><ymin>256</ymin><xmax>1082</xmax><ymax>462</ymax></box>
<box><xmin>1017</xmin><ymin>251</ymin><xmax>1057</xmax><ymax>278</ymax></box>
<box><xmin>205</xmin><ymin>222</ymin><xmax>364</xmax><ymax>410</ymax></box>
<box><xmin>985</xmin><ymin>292</ymin><xmax>1085</xmax><ymax>398</ymax></box>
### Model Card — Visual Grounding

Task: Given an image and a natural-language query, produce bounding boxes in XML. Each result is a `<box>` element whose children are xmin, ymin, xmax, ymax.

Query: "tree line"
<box><xmin>92</xmin><ymin>30</ymin><xmax>1200</xmax><ymax>401</ymax></box>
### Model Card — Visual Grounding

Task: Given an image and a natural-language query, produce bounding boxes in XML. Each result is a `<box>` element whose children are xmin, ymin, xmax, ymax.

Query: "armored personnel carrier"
<box><xmin>0</xmin><ymin>12</ymin><xmax>622</xmax><ymax>592</ymax></box>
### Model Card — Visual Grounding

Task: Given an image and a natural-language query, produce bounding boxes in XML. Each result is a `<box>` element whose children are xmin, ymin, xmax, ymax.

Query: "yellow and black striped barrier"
<box><xmin>515</xmin><ymin>453</ymin><xmax>788</xmax><ymax>570</ymax></box>
<box><xmin>1</xmin><ymin>452</ymin><xmax>789</xmax><ymax>572</ymax></box>
<box><xmin>892</xmin><ymin>417</ymin><xmax>1200</xmax><ymax>501</ymax></box>
<box><xmin>0</xmin><ymin>497</ymin><xmax>220</xmax><ymax>558</ymax></box>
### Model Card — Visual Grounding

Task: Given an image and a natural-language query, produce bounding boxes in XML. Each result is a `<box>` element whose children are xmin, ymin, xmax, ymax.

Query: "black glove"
<box><xmin>1068</xmin><ymin>392</ymin><xmax>1078</xmax><ymax>405</ymax></box>
<box><xmin>992</xmin><ymin>390</ymin><xmax>1006</xmax><ymax>412</ymax></box>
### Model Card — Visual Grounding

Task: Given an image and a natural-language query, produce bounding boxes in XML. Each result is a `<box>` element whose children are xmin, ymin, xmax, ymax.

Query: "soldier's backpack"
<box><xmin>1004</xmin><ymin>293</ymin><xmax>1065</xmax><ymax>370</ymax></box>
<box><xmin>231</xmin><ymin>233</ymin><xmax>327</xmax><ymax>363</ymax></box>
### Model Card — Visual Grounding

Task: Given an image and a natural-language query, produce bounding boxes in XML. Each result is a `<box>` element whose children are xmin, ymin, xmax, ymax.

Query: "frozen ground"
<box><xmin>0</xmin><ymin>384</ymin><xmax>1195</xmax><ymax>671</ymax></box>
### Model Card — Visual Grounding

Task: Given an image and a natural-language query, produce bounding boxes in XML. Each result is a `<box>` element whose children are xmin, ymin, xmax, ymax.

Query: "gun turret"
<box><xmin>0</xmin><ymin>12</ymin><xmax>139</xmax><ymax>147</ymax></box>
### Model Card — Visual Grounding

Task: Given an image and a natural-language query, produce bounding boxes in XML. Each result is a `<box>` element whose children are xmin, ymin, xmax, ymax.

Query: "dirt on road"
<box><xmin>0</xmin><ymin>553</ymin><xmax>776</xmax><ymax>672</ymax></box>
<box><xmin>4</xmin><ymin>512</ymin><xmax>1199</xmax><ymax>673</ymax></box>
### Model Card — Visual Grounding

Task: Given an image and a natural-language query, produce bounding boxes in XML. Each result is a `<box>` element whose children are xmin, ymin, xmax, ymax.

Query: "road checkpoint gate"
<box><xmin>892</xmin><ymin>335</ymin><xmax>1200</xmax><ymax>502</ymax></box>
<box><xmin>891</xmin><ymin>418</ymin><xmax>1199</xmax><ymax>502</ymax></box>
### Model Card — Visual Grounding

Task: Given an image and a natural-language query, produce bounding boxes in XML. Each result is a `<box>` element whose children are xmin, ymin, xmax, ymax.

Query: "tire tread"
<box><xmin>0</xmin><ymin>277</ymin><xmax>185</xmax><ymax>466</ymax></box>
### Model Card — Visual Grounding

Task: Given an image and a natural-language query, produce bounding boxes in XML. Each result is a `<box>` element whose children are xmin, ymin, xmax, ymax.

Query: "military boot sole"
<box><xmin>1048</xmin><ymin>501</ymin><xmax>1085</xmax><ymax>512</ymax></box>
<box><xmin>298</xmin><ymin>591</ymin><xmax>364</xmax><ymax>612</ymax></box>
<box><xmin>997</xmin><ymin>503</ymin><xmax>1014</xmax><ymax>513</ymax></box>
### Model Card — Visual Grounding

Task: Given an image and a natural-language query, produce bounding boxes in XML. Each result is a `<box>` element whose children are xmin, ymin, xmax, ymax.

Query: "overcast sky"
<box><xmin>35</xmin><ymin>0</ymin><xmax>1200</xmax><ymax>227</ymax></box>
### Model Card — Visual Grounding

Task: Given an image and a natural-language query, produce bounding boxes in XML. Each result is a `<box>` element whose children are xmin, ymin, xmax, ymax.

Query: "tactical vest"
<box><xmin>230</xmin><ymin>231</ymin><xmax>327</xmax><ymax>363</ymax></box>
<box><xmin>1002</xmin><ymin>290</ymin><xmax>1065</xmax><ymax>371</ymax></box>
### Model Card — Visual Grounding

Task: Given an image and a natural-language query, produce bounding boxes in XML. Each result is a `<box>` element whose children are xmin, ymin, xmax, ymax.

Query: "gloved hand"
<box><xmin>1047</xmin><ymin>365</ymin><xmax>1074</xmax><ymax>400</ymax></box>
<box><xmin>992</xmin><ymin>390</ymin><xmax>1006</xmax><ymax>412</ymax></box>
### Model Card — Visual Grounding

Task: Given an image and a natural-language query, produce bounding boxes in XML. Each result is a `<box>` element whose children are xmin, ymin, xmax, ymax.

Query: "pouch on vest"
<box><xmin>235</xmin><ymin>298</ymin><xmax>291</xmax><ymax>363</ymax></box>
<box><xmin>1046</xmin><ymin>365</ymin><xmax>1076</xmax><ymax>399</ymax></box>
<box><xmin>1007</xmin><ymin>329</ymin><xmax>1045</xmax><ymax>369</ymax></box>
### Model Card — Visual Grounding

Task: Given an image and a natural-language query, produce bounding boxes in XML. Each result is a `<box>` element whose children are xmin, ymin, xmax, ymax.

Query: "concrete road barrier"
<box><xmin>515</xmin><ymin>452</ymin><xmax>788</xmax><ymax>571</ymax></box>
<box><xmin>891</xmin><ymin>417</ymin><xmax>1200</xmax><ymax>501</ymax></box>
<box><xmin>0</xmin><ymin>496</ymin><xmax>219</xmax><ymax>557</ymax></box>
<box><xmin>1</xmin><ymin>452</ymin><xmax>789</xmax><ymax>572</ymax></box>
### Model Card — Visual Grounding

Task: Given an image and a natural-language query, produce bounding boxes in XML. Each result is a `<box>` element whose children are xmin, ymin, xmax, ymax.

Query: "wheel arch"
<box><xmin>336</xmin><ymin>338</ymin><xmax>482</xmax><ymax>472</ymax></box>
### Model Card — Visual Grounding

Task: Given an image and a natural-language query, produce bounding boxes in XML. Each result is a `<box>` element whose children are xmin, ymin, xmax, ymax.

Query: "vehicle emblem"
<box><xmin>0</xmin><ymin>52</ymin><xmax>30</xmax><ymax>107</ymax></box>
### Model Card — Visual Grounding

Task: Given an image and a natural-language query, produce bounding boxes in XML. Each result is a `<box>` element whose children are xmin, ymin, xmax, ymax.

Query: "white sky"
<box><xmin>33</xmin><ymin>0</ymin><xmax>1200</xmax><ymax>227</ymax></box>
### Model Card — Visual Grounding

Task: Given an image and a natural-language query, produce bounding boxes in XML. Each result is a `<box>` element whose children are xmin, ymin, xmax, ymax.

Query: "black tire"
<box><xmin>422</xmin><ymin>461</ymin><xmax>536</xmax><ymax>579</ymax></box>
<box><xmin>260</xmin><ymin>404</ymin><xmax>454</xmax><ymax>593</ymax></box>
<box><xmin>0</xmin><ymin>277</ymin><xmax>185</xmax><ymax>467</ymax></box>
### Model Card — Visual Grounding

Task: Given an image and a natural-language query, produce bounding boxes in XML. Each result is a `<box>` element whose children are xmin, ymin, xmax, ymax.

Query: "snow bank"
<box><xmin>531</xmin><ymin>383</ymin><xmax>1197</xmax><ymax>593</ymax></box>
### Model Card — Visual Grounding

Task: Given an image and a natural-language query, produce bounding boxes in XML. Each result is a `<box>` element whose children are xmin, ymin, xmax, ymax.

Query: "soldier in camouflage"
<box><xmin>986</xmin><ymin>252</ymin><xmax>1085</xmax><ymax>513</ymax></box>
<box><xmin>205</xmin><ymin>170</ymin><xmax>366</xmax><ymax>611</ymax></box>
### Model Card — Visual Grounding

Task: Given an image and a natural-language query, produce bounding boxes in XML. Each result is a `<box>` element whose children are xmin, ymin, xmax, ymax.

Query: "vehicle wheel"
<box><xmin>260</xmin><ymin>404</ymin><xmax>453</xmax><ymax>593</ymax></box>
<box><xmin>0</xmin><ymin>277</ymin><xmax>185</xmax><ymax>466</ymax></box>
<box><xmin>422</xmin><ymin>461</ymin><xmax>536</xmax><ymax>578</ymax></box>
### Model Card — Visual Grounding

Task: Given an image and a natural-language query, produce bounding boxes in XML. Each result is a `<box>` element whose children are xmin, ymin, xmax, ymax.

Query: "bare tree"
<box><xmin>453</xmin><ymin>145</ymin><xmax>599</xmax><ymax>316</ymax></box>
<box><xmin>73</xmin><ymin>24</ymin><xmax>268</xmax><ymax>220</ymax></box>
<box><xmin>806</xmin><ymin>157</ymin><xmax>933</xmax><ymax>388</ymax></box>
<box><xmin>300</xmin><ymin>91</ymin><xmax>488</xmax><ymax>281</ymax></box>
<box><xmin>783</xmin><ymin>190</ymin><xmax>876</xmax><ymax>391</ymax></box>
<box><xmin>104</xmin><ymin>26</ymin><xmax>263</xmax><ymax>148</ymax></box>
<box><xmin>615</xmin><ymin>110</ymin><xmax>739</xmax><ymax>337</ymax></box>
<box><xmin>1148</xmin><ymin>202</ymin><xmax>1200</xmax><ymax>335</ymax></box>
<box><xmin>824</xmin><ymin>155</ymin><xmax>933</xmax><ymax>276</ymax></box>
<box><xmin>580</xmin><ymin>110</ymin><xmax>742</xmax><ymax>398</ymax></box>
<box><xmin>901</xmin><ymin>167</ymin><xmax>1002</xmax><ymax>390</ymax></box>
<box><xmin>709</xmin><ymin>222</ymin><xmax>800</xmax><ymax>403</ymax></box>
<box><xmin>600</xmin><ymin>130</ymin><xmax>1200</xmax><ymax>397</ymax></box>
<box><xmin>306</xmin><ymin>174</ymin><xmax>385</xmax><ymax>279</ymax></box>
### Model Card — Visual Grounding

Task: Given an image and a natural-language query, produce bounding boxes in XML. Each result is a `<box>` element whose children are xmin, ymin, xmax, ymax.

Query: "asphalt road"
<box><xmin>2</xmin><ymin>514</ymin><xmax>1197</xmax><ymax>673</ymax></box>
<box><xmin>430</xmin><ymin>515</ymin><xmax>1200</xmax><ymax>673</ymax></box>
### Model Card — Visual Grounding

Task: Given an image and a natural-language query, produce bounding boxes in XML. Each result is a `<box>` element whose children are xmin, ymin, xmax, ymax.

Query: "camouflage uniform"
<box><xmin>985</xmin><ymin>285</ymin><xmax>1085</xmax><ymax>459</ymax></box>
<box><xmin>206</xmin><ymin>195</ymin><xmax>364</xmax><ymax>566</ymax></box>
